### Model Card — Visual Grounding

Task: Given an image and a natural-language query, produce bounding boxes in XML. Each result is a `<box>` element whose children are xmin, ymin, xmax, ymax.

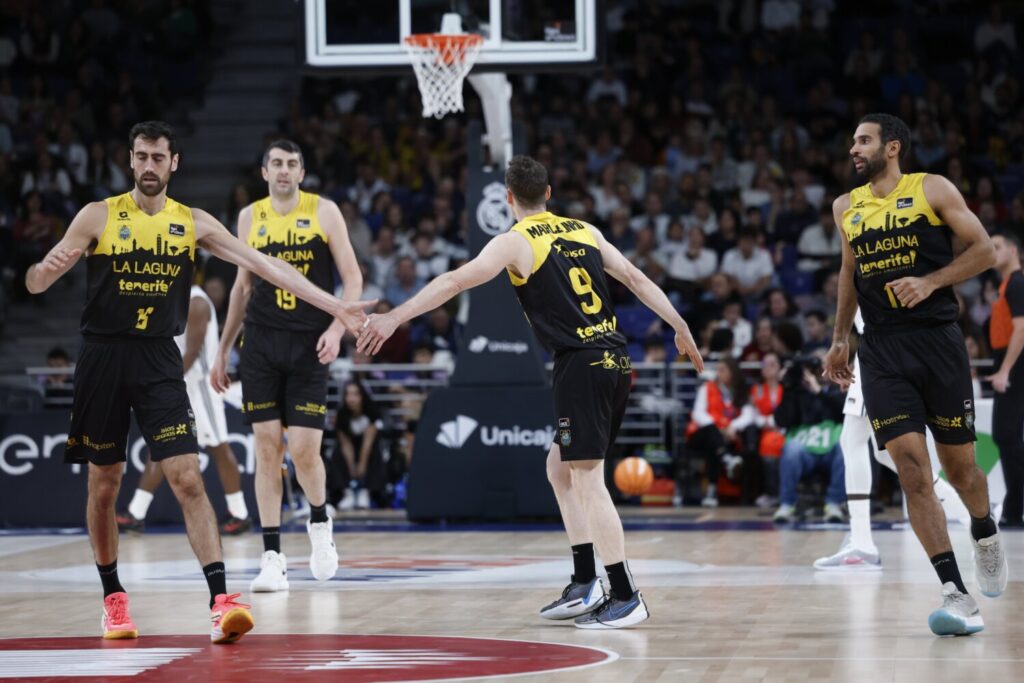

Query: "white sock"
<box><xmin>225</xmin><ymin>491</ymin><xmax>248</xmax><ymax>520</ymax></box>
<box><xmin>848</xmin><ymin>499</ymin><xmax>875</xmax><ymax>551</ymax></box>
<box><xmin>128</xmin><ymin>489</ymin><xmax>154</xmax><ymax>520</ymax></box>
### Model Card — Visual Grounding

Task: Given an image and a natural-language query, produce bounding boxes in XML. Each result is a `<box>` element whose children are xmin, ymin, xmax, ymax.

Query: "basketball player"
<box><xmin>358</xmin><ymin>156</ymin><xmax>704</xmax><ymax>629</ymax></box>
<box><xmin>210</xmin><ymin>140</ymin><xmax>362</xmax><ymax>593</ymax></box>
<box><xmin>823</xmin><ymin>113</ymin><xmax>1008</xmax><ymax>635</ymax></box>
<box><xmin>117</xmin><ymin>278</ymin><xmax>252</xmax><ymax>536</ymax></box>
<box><xmin>816</xmin><ymin>310</ymin><xmax>971</xmax><ymax>571</ymax></box>
<box><xmin>25</xmin><ymin>121</ymin><xmax>371</xmax><ymax>642</ymax></box>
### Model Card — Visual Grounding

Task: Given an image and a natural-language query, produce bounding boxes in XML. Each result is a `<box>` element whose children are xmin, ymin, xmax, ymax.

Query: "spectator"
<box><xmin>49</xmin><ymin>123</ymin><xmax>88</xmax><ymax>188</ymax></box>
<box><xmin>774</xmin><ymin>188</ymin><xmax>818</xmax><ymax>245</ymax></box>
<box><xmin>764</xmin><ymin>287</ymin><xmax>800</xmax><ymax>326</ymax></box>
<box><xmin>682</xmin><ymin>197</ymin><xmax>718</xmax><ymax>237</ymax></box>
<box><xmin>384</xmin><ymin>256</ymin><xmax>424</xmax><ymax>308</ymax></box>
<box><xmin>721</xmin><ymin>228</ymin><xmax>774</xmax><ymax>298</ymax></box>
<box><xmin>709</xmin><ymin>207</ymin><xmax>740</xmax><ymax>256</ymax></box>
<box><xmin>332</xmin><ymin>380</ymin><xmax>384</xmax><ymax>511</ymax></box>
<box><xmin>801</xmin><ymin>310</ymin><xmax>831</xmax><ymax>354</ymax></box>
<box><xmin>586</xmin><ymin>67</ymin><xmax>628</xmax><ymax>106</ymax></box>
<box><xmin>796</xmin><ymin>205</ymin><xmax>843</xmax><ymax>272</ymax></box>
<box><xmin>14</xmin><ymin>191</ymin><xmax>63</xmax><ymax>301</ymax></box>
<box><xmin>624</xmin><ymin>227</ymin><xmax>665</xmax><ymax>285</ymax></box>
<box><xmin>666</xmin><ymin>225</ymin><xmax>717</xmax><ymax>305</ymax></box>
<box><xmin>371</xmin><ymin>226</ymin><xmax>400</xmax><ymax>289</ymax></box>
<box><xmin>348</xmin><ymin>163</ymin><xmax>390</xmax><ymax>215</ymax></box>
<box><xmin>410</xmin><ymin>231</ymin><xmax>449</xmax><ymax>282</ymax></box>
<box><xmin>772</xmin><ymin>357</ymin><xmax>847</xmax><ymax>523</ymax></box>
<box><xmin>719</xmin><ymin>298</ymin><xmax>752</xmax><ymax>357</ymax></box>
<box><xmin>684</xmin><ymin>357</ymin><xmax>759</xmax><ymax>507</ymax></box>
<box><xmin>750</xmin><ymin>351</ymin><xmax>785</xmax><ymax>506</ymax></box>
<box><xmin>43</xmin><ymin>346</ymin><xmax>73</xmax><ymax>404</ymax></box>
<box><xmin>629</xmin><ymin>192</ymin><xmax>671</xmax><ymax>238</ymax></box>
<box><xmin>339</xmin><ymin>200</ymin><xmax>373</xmax><ymax>262</ymax></box>
<box><xmin>693</xmin><ymin>271</ymin><xmax>735</xmax><ymax>330</ymax></box>
<box><xmin>975</xmin><ymin>4</ymin><xmax>1016</xmax><ymax>55</ymax></box>
<box><xmin>742</xmin><ymin>317</ymin><xmax>776</xmax><ymax>362</ymax></box>
<box><xmin>413</xmin><ymin>306</ymin><xmax>456</xmax><ymax>355</ymax></box>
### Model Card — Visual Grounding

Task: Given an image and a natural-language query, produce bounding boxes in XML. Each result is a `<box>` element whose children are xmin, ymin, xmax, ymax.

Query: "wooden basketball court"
<box><xmin>1</xmin><ymin>509</ymin><xmax>1020</xmax><ymax>682</ymax></box>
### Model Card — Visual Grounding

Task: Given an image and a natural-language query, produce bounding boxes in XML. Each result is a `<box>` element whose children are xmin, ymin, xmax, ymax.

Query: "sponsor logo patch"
<box><xmin>896</xmin><ymin>197</ymin><xmax>914</xmax><ymax>209</ymax></box>
<box><xmin>168</xmin><ymin>223</ymin><xmax>186</xmax><ymax>237</ymax></box>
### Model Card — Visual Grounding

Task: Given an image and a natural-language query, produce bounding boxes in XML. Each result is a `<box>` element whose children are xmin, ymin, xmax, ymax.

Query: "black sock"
<box><xmin>263</xmin><ymin>526</ymin><xmax>281</xmax><ymax>553</ymax></box>
<box><xmin>97</xmin><ymin>560</ymin><xmax>125</xmax><ymax>598</ymax></box>
<box><xmin>930</xmin><ymin>551</ymin><xmax>967</xmax><ymax>594</ymax></box>
<box><xmin>970</xmin><ymin>513</ymin><xmax>997</xmax><ymax>541</ymax></box>
<box><xmin>203</xmin><ymin>562</ymin><xmax>227</xmax><ymax>607</ymax></box>
<box><xmin>310</xmin><ymin>502</ymin><xmax>328</xmax><ymax>524</ymax></box>
<box><xmin>605</xmin><ymin>561</ymin><xmax>635</xmax><ymax>599</ymax></box>
<box><xmin>571</xmin><ymin>543</ymin><xmax>596</xmax><ymax>583</ymax></box>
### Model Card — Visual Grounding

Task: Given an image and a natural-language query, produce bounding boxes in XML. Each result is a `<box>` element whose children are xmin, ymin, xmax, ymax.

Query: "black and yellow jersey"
<box><xmin>508</xmin><ymin>211</ymin><xmax>626</xmax><ymax>353</ymax></box>
<box><xmin>841</xmin><ymin>173</ymin><xmax>958</xmax><ymax>333</ymax></box>
<box><xmin>82</xmin><ymin>193</ymin><xmax>195</xmax><ymax>338</ymax></box>
<box><xmin>244</xmin><ymin>191</ymin><xmax>334</xmax><ymax>332</ymax></box>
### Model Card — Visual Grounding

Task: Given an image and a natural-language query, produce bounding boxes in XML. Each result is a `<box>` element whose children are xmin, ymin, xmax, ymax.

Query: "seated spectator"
<box><xmin>43</xmin><ymin>346</ymin><xmax>74</xmax><ymax>404</ymax></box>
<box><xmin>339</xmin><ymin>199</ymin><xmax>372</xmax><ymax>262</ymax></box>
<box><xmin>693</xmin><ymin>272</ymin><xmax>735</xmax><ymax>331</ymax></box>
<box><xmin>643</xmin><ymin>336</ymin><xmax>667</xmax><ymax>364</ymax></box>
<box><xmin>384</xmin><ymin>256</ymin><xmax>424</xmax><ymax>308</ymax></box>
<box><xmin>708</xmin><ymin>207</ymin><xmax>740</xmax><ymax>256</ymax></box>
<box><xmin>336</xmin><ymin>261</ymin><xmax>382</xmax><ymax>303</ymax></box>
<box><xmin>772</xmin><ymin>320</ymin><xmax>805</xmax><ymax>357</ymax></box>
<box><xmin>606</xmin><ymin>206</ymin><xmax>635</xmax><ymax>252</ymax></box>
<box><xmin>14</xmin><ymin>191</ymin><xmax>63</xmax><ymax>301</ymax></box>
<box><xmin>749</xmin><ymin>352</ymin><xmax>785</xmax><ymax>506</ymax></box>
<box><xmin>796</xmin><ymin>205</ymin><xmax>842</xmax><ymax>272</ymax></box>
<box><xmin>412</xmin><ymin>306</ymin><xmax>456</xmax><ymax>355</ymax></box>
<box><xmin>721</xmin><ymin>228</ymin><xmax>774</xmax><ymax>299</ymax></box>
<box><xmin>772</xmin><ymin>357</ymin><xmax>846</xmax><ymax>523</ymax></box>
<box><xmin>666</xmin><ymin>226</ymin><xmax>717</xmax><ymax>306</ymax></box>
<box><xmin>763</xmin><ymin>287</ymin><xmax>800</xmax><ymax>326</ymax></box>
<box><xmin>661</xmin><ymin>219</ymin><xmax>687</xmax><ymax>261</ymax></box>
<box><xmin>629</xmin><ymin>191</ymin><xmax>671</xmax><ymax>238</ymax></box>
<box><xmin>371</xmin><ymin>226</ymin><xmax>399</xmax><ymax>289</ymax></box>
<box><xmin>742</xmin><ymin>317</ymin><xmax>776</xmax><ymax>362</ymax></box>
<box><xmin>410</xmin><ymin>230</ymin><xmax>449</xmax><ymax>282</ymax></box>
<box><xmin>367</xmin><ymin>300</ymin><xmax>412</xmax><ymax>363</ymax></box>
<box><xmin>684</xmin><ymin>358</ymin><xmax>760</xmax><ymax>507</ymax></box>
<box><xmin>682</xmin><ymin>198</ymin><xmax>718</xmax><ymax>238</ymax></box>
<box><xmin>801</xmin><ymin>310</ymin><xmax>831</xmax><ymax>354</ymax></box>
<box><xmin>774</xmin><ymin>188</ymin><xmax>819</xmax><ymax>245</ymax></box>
<box><xmin>331</xmin><ymin>380</ymin><xmax>385</xmax><ymax>511</ymax></box>
<box><xmin>624</xmin><ymin>227</ymin><xmax>665</xmax><ymax>285</ymax></box>
<box><xmin>718</xmin><ymin>298</ymin><xmax>752</xmax><ymax>357</ymax></box>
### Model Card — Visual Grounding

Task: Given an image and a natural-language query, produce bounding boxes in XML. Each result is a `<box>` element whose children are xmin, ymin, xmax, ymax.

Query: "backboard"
<box><xmin>304</xmin><ymin>0</ymin><xmax>601</xmax><ymax>71</ymax></box>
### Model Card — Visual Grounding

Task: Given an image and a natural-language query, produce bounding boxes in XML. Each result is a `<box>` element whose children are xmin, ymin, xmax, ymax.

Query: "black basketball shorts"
<box><xmin>552</xmin><ymin>346</ymin><xmax>632</xmax><ymax>461</ymax></box>
<box><xmin>66</xmin><ymin>336</ymin><xmax>199</xmax><ymax>465</ymax></box>
<box><xmin>239</xmin><ymin>324</ymin><xmax>329</xmax><ymax>429</ymax></box>
<box><xmin>860</xmin><ymin>322</ymin><xmax>976</xmax><ymax>449</ymax></box>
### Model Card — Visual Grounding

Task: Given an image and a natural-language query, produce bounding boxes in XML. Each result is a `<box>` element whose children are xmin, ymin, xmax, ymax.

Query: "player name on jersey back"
<box><xmin>508</xmin><ymin>211</ymin><xmax>626</xmax><ymax>354</ymax></box>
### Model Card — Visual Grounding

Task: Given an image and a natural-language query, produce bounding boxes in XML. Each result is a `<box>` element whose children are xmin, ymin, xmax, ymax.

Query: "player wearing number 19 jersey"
<box><xmin>212</xmin><ymin>139</ymin><xmax>362</xmax><ymax>595</ymax></box>
<box><xmin>824</xmin><ymin>113</ymin><xmax>1007</xmax><ymax>636</ymax></box>
<box><xmin>356</xmin><ymin>156</ymin><xmax>704</xmax><ymax>629</ymax></box>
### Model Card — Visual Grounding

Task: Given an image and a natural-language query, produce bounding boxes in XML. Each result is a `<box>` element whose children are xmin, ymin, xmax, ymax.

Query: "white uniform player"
<box><xmin>176</xmin><ymin>286</ymin><xmax>230</xmax><ymax>448</ymax></box>
<box><xmin>815</xmin><ymin>310</ymin><xmax>967</xmax><ymax>570</ymax></box>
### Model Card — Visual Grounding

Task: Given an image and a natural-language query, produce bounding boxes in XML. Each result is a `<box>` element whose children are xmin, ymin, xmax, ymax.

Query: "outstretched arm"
<box><xmin>194</xmin><ymin>208</ymin><xmax>374</xmax><ymax>334</ymax></box>
<box><xmin>25</xmin><ymin>201</ymin><xmax>105</xmax><ymax>294</ymax></box>
<box><xmin>589</xmin><ymin>225</ymin><xmax>704</xmax><ymax>372</ymax></box>
<box><xmin>317</xmin><ymin>197</ymin><xmax>363</xmax><ymax>363</ymax></box>
<box><xmin>211</xmin><ymin>207</ymin><xmax>254</xmax><ymax>393</ymax></box>
<box><xmin>887</xmin><ymin>174</ymin><xmax>996</xmax><ymax>307</ymax></box>
<box><xmin>357</xmin><ymin>231</ymin><xmax>533</xmax><ymax>355</ymax></box>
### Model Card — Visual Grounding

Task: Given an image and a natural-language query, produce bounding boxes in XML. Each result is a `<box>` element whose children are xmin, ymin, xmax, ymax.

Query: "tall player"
<box><xmin>358</xmin><ymin>156</ymin><xmax>704</xmax><ymax>629</ymax></box>
<box><xmin>211</xmin><ymin>140</ymin><xmax>362</xmax><ymax>592</ymax></box>
<box><xmin>25</xmin><ymin>121</ymin><xmax>370</xmax><ymax>642</ymax></box>
<box><xmin>815</xmin><ymin>314</ymin><xmax>967</xmax><ymax>571</ymax></box>
<box><xmin>117</xmin><ymin>277</ymin><xmax>252</xmax><ymax>535</ymax></box>
<box><xmin>823</xmin><ymin>113</ymin><xmax>1008</xmax><ymax>635</ymax></box>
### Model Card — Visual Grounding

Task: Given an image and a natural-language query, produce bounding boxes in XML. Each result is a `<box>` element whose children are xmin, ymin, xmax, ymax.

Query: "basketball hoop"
<box><xmin>403</xmin><ymin>32</ymin><xmax>483</xmax><ymax>119</ymax></box>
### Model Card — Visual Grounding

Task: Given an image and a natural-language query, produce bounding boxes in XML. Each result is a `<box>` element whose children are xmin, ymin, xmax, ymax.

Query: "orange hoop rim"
<box><xmin>403</xmin><ymin>33</ymin><xmax>484</xmax><ymax>53</ymax></box>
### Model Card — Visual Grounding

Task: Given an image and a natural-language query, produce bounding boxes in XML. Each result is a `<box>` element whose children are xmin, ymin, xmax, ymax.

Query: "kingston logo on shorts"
<box><xmin>896</xmin><ymin>197</ymin><xmax>914</xmax><ymax>209</ymax></box>
<box><xmin>168</xmin><ymin>223</ymin><xmax>186</xmax><ymax>237</ymax></box>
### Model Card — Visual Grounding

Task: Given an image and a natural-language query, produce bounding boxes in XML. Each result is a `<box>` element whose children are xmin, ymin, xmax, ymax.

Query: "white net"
<box><xmin>403</xmin><ymin>34</ymin><xmax>483</xmax><ymax>119</ymax></box>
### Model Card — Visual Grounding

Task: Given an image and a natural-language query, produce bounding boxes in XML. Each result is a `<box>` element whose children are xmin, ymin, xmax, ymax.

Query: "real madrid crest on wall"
<box><xmin>476</xmin><ymin>181</ymin><xmax>514</xmax><ymax>236</ymax></box>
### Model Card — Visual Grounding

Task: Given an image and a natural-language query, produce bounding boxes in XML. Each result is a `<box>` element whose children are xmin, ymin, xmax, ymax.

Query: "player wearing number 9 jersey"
<box><xmin>212</xmin><ymin>139</ymin><xmax>362</xmax><ymax>594</ymax></box>
<box><xmin>357</xmin><ymin>156</ymin><xmax>704</xmax><ymax>629</ymax></box>
<box><xmin>823</xmin><ymin>113</ymin><xmax>1006</xmax><ymax>636</ymax></box>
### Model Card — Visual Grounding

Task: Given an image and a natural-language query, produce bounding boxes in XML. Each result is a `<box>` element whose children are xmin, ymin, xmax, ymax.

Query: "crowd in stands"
<box><xmin>4</xmin><ymin>2</ymin><xmax>1024</xmax><ymax>510</ymax></box>
<box><xmin>0</xmin><ymin>0</ymin><xmax>214</xmax><ymax>306</ymax></box>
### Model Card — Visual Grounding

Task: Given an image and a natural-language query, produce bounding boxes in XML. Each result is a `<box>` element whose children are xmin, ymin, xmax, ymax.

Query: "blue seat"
<box><xmin>779</xmin><ymin>270</ymin><xmax>814</xmax><ymax>296</ymax></box>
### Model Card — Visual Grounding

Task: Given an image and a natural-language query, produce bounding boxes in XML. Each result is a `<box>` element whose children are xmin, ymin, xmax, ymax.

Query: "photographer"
<box><xmin>772</xmin><ymin>354</ymin><xmax>847</xmax><ymax>523</ymax></box>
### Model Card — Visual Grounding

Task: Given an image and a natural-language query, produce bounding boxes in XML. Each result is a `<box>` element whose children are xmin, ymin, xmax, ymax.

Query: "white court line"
<box><xmin>620</xmin><ymin>656</ymin><xmax>1024</xmax><ymax>663</ymax></box>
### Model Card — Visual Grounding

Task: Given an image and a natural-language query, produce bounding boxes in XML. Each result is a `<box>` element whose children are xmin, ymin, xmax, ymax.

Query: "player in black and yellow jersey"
<box><xmin>210</xmin><ymin>140</ymin><xmax>362</xmax><ymax>594</ymax></box>
<box><xmin>25</xmin><ymin>122</ymin><xmax>371</xmax><ymax>643</ymax></box>
<box><xmin>823</xmin><ymin>114</ymin><xmax>1008</xmax><ymax>636</ymax></box>
<box><xmin>357</xmin><ymin>156</ymin><xmax>703</xmax><ymax>629</ymax></box>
